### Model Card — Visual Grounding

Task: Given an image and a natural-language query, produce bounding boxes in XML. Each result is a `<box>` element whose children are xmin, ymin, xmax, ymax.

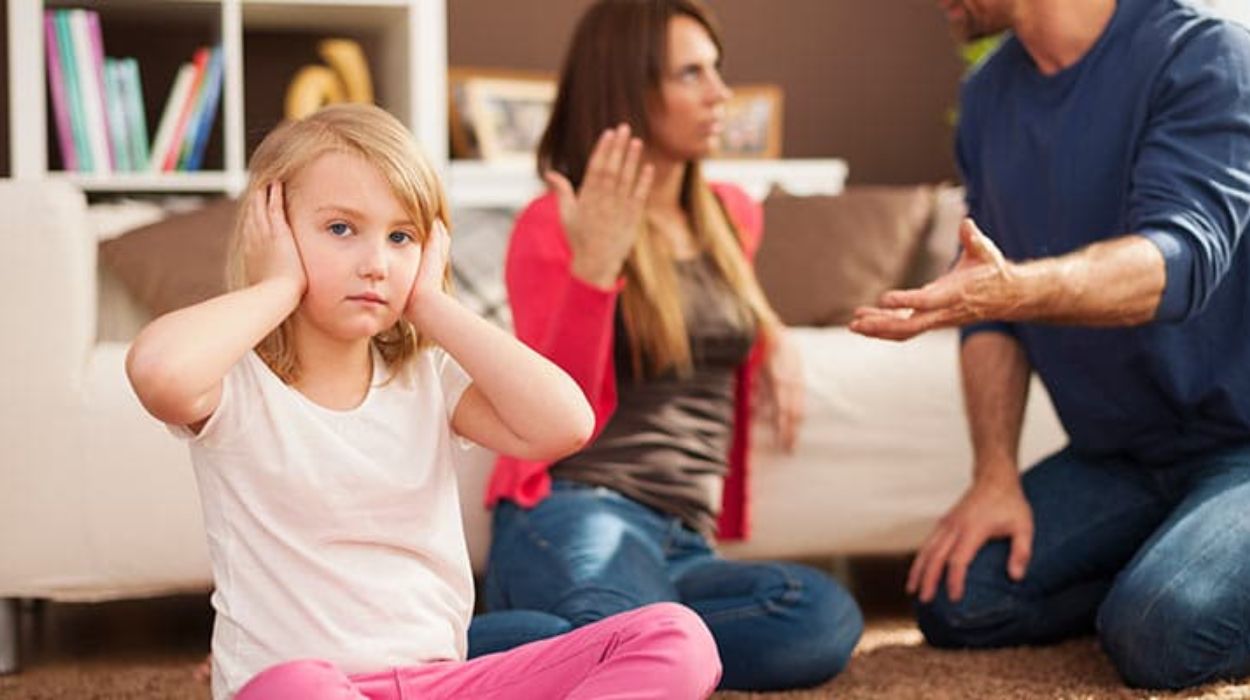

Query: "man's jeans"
<box><xmin>916</xmin><ymin>442</ymin><xmax>1250</xmax><ymax>689</ymax></box>
<box><xmin>468</xmin><ymin>480</ymin><xmax>864</xmax><ymax>691</ymax></box>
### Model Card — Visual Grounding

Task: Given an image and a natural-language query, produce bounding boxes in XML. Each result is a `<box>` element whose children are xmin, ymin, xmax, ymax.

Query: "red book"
<box><xmin>161</xmin><ymin>47</ymin><xmax>209</xmax><ymax>171</ymax></box>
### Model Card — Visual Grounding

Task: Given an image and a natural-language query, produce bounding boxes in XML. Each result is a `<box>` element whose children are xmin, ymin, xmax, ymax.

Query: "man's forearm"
<box><xmin>962</xmin><ymin>331</ymin><xmax>1031</xmax><ymax>482</ymax></box>
<box><xmin>1010</xmin><ymin>234</ymin><xmax>1166</xmax><ymax>326</ymax></box>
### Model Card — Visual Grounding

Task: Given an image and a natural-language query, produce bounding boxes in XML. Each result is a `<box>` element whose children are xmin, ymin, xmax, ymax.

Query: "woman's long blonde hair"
<box><xmin>538</xmin><ymin>0</ymin><xmax>780</xmax><ymax>378</ymax></box>
<box><xmin>226</xmin><ymin>103</ymin><xmax>452</xmax><ymax>384</ymax></box>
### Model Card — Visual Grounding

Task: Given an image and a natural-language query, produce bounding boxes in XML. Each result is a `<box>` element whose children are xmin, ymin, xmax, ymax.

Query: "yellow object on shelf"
<box><xmin>284</xmin><ymin>39</ymin><xmax>374</xmax><ymax>120</ymax></box>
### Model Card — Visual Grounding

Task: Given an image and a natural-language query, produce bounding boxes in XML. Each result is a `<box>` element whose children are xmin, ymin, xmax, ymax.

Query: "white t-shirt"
<box><xmin>174</xmin><ymin>348</ymin><xmax>475</xmax><ymax>700</ymax></box>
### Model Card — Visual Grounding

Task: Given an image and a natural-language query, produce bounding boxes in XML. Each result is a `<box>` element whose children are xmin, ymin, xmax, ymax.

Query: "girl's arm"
<box><xmin>126</xmin><ymin>184</ymin><xmax>305</xmax><ymax>430</ymax></box>
<box><xmin>407</xmin><ymin>223</ymin><xmax>594</xmax><ymax>461</ymax></box>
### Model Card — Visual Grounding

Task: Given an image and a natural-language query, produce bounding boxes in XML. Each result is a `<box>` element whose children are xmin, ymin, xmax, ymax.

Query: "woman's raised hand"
<box><xmin>242</xmin><ymin>182</ymin><xmax>307</xmax><ymax>296</ymax></box>
<box><xmin>545</xmin><ymin>124</ymin><xmax>655</xmax><ymax>288</ymax></box>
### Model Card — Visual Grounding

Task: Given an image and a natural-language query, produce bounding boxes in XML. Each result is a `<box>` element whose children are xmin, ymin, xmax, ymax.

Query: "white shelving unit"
<box><xmin>6</xmin><ymin>0</ymin><xmax>448</xmax><ymax>197</ymax></box>
<box><xmin>447</xmin><ymin>158</ymin><xmax>849</xmax><ymax>210</ymax></box>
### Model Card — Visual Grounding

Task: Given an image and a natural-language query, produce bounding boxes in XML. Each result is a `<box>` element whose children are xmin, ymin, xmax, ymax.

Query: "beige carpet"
<box><xmin>4</xmin><ymin>617</ymin><xmax>1248</xmax><ymax>699</ymax></box>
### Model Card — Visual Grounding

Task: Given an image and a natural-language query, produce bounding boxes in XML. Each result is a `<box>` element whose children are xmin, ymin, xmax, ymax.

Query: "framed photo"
<box><xmin>717</xmin><ymin>84</ymin><xmax>784</xmax><ymax>159</ymax></box>
<box><xmin>448</xmin><ymin>68</ymin><xmax>556</xmax><ymax>162</ymax></box>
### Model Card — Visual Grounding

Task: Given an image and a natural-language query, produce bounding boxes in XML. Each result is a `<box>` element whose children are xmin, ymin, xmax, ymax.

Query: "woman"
<box><xmin>475</xmin><ymin>0</ymin><xmax>863</xmax><ymax>691</ymax></box>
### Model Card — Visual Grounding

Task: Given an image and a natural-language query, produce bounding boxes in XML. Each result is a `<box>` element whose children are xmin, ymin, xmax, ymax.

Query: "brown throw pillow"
<box><xmin>99</xmin><ymin>198</ymin><xmax>239</xmax><ymax>317</ymax></box>
<box><xmin>756</xmin><ymin>186</ymin><xmax>936</xmax><ymax>326</ymax></box>
<box><xmin>904</xmin><ymin>184</ymin><xmax>966</xmax><ymax>288</ymax></box>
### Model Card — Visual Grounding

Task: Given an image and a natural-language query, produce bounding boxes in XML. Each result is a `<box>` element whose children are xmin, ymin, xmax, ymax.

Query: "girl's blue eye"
<box><xmin>389</xmin><ymin>231</ymin><xmax>414</xmax><ymax>244</ymax></box>
<box><xmin>328</xmin><ymin>222</ymin><xmax>351</xmax><ymax>236</ymax></box>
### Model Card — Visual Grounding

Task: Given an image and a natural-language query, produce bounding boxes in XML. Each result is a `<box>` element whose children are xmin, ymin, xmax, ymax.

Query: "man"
<box><xmin>852</xmin><ymin>0</ymin><xmax>1250</xmax><ymax>690</ymax></box>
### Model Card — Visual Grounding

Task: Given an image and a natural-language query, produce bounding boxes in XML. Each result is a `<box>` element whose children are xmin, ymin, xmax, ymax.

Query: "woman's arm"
<box><xmin>409</xmin><ymin>223</ymin><xmax>594</xmax><ymax>461</ymax></box>
<box><xmin>503</xmin><ymin>125</ymin><xmax>653</xmax><ymax>425</ymax></box>
<box><xmin>126</xmin><ymin>184</ymin><xmax>305</xmax><ymax>429</ymax></box>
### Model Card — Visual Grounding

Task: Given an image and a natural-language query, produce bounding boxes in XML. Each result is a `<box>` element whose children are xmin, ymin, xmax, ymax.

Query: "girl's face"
<box><xmin>647</xmin><ymin>14</ymin><xmax>731</xmax><ymax>162</ymax></box>
<box><xmin>285</xmin><ymin>151</ymin><xmax>422</xmax><ymax>344</ymax></box>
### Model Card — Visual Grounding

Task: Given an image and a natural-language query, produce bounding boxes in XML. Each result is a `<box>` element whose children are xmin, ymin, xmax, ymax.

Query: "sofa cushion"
<box><xmin>98</xmin><ymin>198</ymin><xmax>238</xmax><ymax>317</ymax></box>
<box><xmin>756</xmin><ymin>186</ymin><xmax>936</xmax><ymax>326</ymax></box>
<box><xmin>904</xmin><ymin>184</ymin><xmax>966</xmax><ymax>288</ymax></box>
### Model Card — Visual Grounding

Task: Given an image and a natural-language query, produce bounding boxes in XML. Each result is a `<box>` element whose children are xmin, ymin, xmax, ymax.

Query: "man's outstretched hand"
<box><xmin>851</xmin><ymin>218</ymin><xmax>1022</xmax><ymax>341</ymax></box>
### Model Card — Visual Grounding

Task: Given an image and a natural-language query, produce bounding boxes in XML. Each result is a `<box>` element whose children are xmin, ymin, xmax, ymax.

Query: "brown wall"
<box><xmin>449</xmin><ymin>0</ymin><xmax>965</xmax><ymax>185</ymax></box>
<box><xmin>0</xmin><ymin>0</ymin><xmax>964</xmax><ymax>184</ymax></box>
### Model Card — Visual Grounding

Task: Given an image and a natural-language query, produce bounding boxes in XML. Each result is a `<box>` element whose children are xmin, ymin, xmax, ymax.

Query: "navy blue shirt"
<box><xmin>958</xmin><ymin>0</ymin><xmax>1250</xmax><ymax>463</ymax></box>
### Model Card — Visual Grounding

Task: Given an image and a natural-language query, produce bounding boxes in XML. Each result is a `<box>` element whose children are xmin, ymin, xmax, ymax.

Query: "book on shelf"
<box><xmin>43</xmin><ymin>12</ymin><xmax>76</xmax><ymax>172</ymax></box>
<box><xmin>104</xmin><ymin>59</ymin><xmax>132</xmax><ymax>172</ymax></box>
<box><xmin>67</xmin><ymin>9</ymin><xmax>112</xmax><ymax>173</ymax></box>
<box><xmin>160</xmin><ymin>47</ymin><xmax>210</xmax><ymax>172</ymax></box>
<box><xmin>84</xmin><ymin>10</ymin><xmax>117</xmax><ymax>171</ymax></box>
<box><xmin>43</xmin><ymin>10</ymin><xmax>222</xmax><ymax>175</ymax></box>
<box><xmin>50</xmin><ymin>10</ymin><xmax>91</xmax><ymax>172</ymax></box>
<box><xmin>119</xmin><ymin>59</ymin><xmax>150</xmax><ymax>171</ymax></box>
<box><xmin>180</xmin><ymin>46</ymin><xmax>224</xmax><ymax>172</ymax></box>
<box><xmin>147</xmin><ymin>62</ymin><xmax>197</xmax><ymax>174</ymax></box>
<box><xmin>147</xmin><ymin>45</ymin><xmax>224</xmax><ymax>174</ymax></box>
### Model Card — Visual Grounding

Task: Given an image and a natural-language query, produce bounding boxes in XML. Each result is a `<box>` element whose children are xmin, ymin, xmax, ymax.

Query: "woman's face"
<box><xmin>647</xmin><ymin>14</ymin><xmax>731</xmax><ymax>162</ymax></box>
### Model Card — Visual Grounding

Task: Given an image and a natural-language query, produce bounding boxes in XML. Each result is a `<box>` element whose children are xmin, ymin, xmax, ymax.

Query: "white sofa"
<box><xmin>0</xmin><ymin>181</ymin><xmax>1067</xmax><ymax>667</ymax></box>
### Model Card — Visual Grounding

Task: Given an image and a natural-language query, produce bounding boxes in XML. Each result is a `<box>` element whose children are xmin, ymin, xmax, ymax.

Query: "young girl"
<box><xmin>126</xmin><ymin>104</ymin><xmax>721</xmax><ymax>700</ymax></box>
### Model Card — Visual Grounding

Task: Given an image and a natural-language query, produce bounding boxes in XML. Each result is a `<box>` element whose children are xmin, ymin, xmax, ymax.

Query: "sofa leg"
<box><xmin>0</xmin><ymin>598</ymin><xmax>19</xmax><ymax>674</ymax></box>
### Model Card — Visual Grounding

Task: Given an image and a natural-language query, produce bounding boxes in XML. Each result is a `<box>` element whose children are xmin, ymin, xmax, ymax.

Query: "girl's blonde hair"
<box><xmin>539</xmin><ymin>0</ymin><xmax>781</xmax><ymax>377</ymax></box>
<box><xmin>226</xmin><ymin>103</ymin><xmax>451</xmax><ymax>384</ymax></box>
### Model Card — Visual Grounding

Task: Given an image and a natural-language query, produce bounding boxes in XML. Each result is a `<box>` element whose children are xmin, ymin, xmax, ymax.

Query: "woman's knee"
<box><xmin>711</xmin><ymin>564</ymin><xmax>862</xmax><ymax>690</ymax></box>
<box><xmin>236</xmin><ymin>659</ymin><xmax>356</xmax><ymax>700</ymax></box>
<box><xmin>782</xmin><ymin>565</ymin><xmax>863</xmax><ymax>674</ymax></box>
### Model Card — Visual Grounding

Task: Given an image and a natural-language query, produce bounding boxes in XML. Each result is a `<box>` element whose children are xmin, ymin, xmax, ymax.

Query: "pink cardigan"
<box><xmin>485</xmin><ymin>182</ymin><xmax>765</xmax><ymax>540</ymax></box>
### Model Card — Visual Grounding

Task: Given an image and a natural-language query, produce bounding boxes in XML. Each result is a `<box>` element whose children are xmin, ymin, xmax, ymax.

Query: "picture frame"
<box><xmin>717</xmin><ymin>84</ymin><xmax>784</xmax><ymax>159</ymax></box>
<box><xmin>447</xmin><ymin>67</ymin><xmax>556</xmax><ymax>162</ymax></box>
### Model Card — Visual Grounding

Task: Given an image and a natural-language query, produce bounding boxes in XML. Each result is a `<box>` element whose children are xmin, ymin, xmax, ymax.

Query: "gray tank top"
<box><xmin>550</xmin><ymin>253</ymin><xmax>756</xmax><ymax>536</ymax></box>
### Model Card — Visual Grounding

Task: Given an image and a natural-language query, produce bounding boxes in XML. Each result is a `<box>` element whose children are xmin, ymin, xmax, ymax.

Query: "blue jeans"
<box><xmin>916</xmin><ymin>442</ymin><xmax>1250</xmax><ymax>689</ymax></box>
<box><xmin>468</xmin><ymin>480</ymin><xmax>864</xmax><ymax>691</ymax></box>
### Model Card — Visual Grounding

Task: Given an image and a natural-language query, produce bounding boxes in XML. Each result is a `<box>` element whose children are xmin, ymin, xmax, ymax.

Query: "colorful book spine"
<box><xmin>120</xmin><ymin>59</ymin><xmax>150</xmax><ymax>170</ymax></box>
<box><xmin>68</xmin><ymin>9</ymin><xmax>111</xmax><ymax>173</ymax></box>
<box><xmin>147</xmin><ymin>62</ymin><xmax>196</xmax><ymax>173</ymax></box>
<box><xmin>43</xmin><ymin>11</ymin><xmax>77</xmax><ymax>171</ymax></box>
<box><xmin>181</xmin><ymin>46</ymin><xmax>224</xmax><ymax>171</ymax></box>
<box><xmin>104</xmin><ymin>60</ymin><xmax>132</xmax><ymax>172</ymax></box>
<box><xmin>54</xmin><ymin>11</ymin><xmax>91</xmax><ymax>172</ymax></box>
<box><xmin>161</xmin><ymin>47</ymin><xmax>210</xmax><ymax>172</ymax></box>
<box><xmin>84</xmin><ymin>11</ymin><xmax>117</xmax><ymax>171</ymax></box>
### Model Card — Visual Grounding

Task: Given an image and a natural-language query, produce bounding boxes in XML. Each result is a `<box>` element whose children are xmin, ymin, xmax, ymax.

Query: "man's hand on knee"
<box><xmin>909</xmin><ymin>470</ymin><xmax>1035</xmax><ymax>603</ymax></box>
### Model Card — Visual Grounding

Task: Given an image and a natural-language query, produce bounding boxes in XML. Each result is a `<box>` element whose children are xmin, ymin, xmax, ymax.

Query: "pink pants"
<box><xmin>234</xmin><ymin>602</ymin><xmax>721</xmax><ymax>700</ymax></box>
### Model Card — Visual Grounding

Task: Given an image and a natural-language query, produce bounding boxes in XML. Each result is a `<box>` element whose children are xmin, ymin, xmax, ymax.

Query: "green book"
<box><xmin>54</xmin><ymin>11</ymin><xmax>91</xmax><ymax>172</ymax></box>
<box><xmin>120</xmin><ymin>58</ymin><xmax>150</xmax><ymax>170</ymax></box>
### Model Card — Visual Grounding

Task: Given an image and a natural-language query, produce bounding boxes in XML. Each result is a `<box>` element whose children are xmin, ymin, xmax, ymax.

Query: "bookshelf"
<box><xmin>5</xmin><ymin>0</ymin><xmax>448</xmax><ymax>196</ymax></box>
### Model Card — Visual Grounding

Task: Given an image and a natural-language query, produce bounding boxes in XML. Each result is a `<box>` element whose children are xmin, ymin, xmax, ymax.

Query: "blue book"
<box><xmin>104</xmin><ymin>59</ymin><xmax>132</xmax><ymax>171</ymax></box>
<box><xmin>183</xmin><ymin>46</ymin><xmax>223</xmax><ymax>172</ymax></box>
